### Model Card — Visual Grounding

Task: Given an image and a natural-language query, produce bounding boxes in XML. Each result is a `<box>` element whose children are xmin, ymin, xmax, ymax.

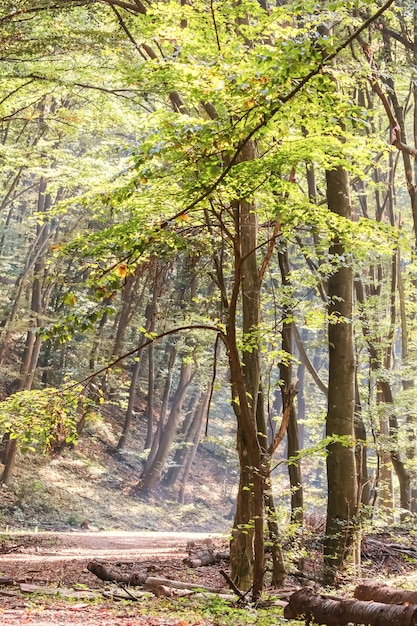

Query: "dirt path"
<box><xmin>0</xmin><ymin>531</ymin><xmax>224</xmax><ymax>625</ymax></box>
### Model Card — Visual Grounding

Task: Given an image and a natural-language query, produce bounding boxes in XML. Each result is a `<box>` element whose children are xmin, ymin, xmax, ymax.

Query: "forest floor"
<box><xmin>1</xmin><ymin>527</ymin><xmax>417</xmax><ymax>625</ymax></box>
<box><xmin>0</xmin><ymin>530</ymin><xmax>230</xmax><ymax>625</ymax></box>
<box><xmin>0</xmin><ymin>408</ymin><xmax>241</xmax><ymax>624</ymax></box>
<box><xmin>2</xmin><ymin>411</ymin><xmax>417</xmax><ymax>623</ymax></box>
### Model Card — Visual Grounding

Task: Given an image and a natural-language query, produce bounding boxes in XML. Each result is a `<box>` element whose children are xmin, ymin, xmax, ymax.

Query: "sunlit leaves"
<box><xmin>0</xmin><ymin>385</ymin><xmax>88</xmax><ymax>455</ymax></box>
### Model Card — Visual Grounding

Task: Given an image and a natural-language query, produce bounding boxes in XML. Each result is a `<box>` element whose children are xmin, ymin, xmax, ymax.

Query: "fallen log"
<box><xmin>87</xmin><ymin>562</ymin><xmax>226</xmax><ymax>596</ymax></box>
<box><xmin>354</xmin><ymin>580</ymin><xmax>417</xmax><ymax>605</ymax></box>
<box><xmin>364</xmin><ymin>539</ymin><xmax>417</xmax><ymax>558</ymax></box>
<box><xmin>20</xmin><ymin>583</ymin><xmax>100</xmax><ymax>599</ymax></box>
<box><xmin>0</xmin><ymin>589</ymin><xmax>18</xmax><ymax>597</ymax></box>
<box><xmin>0</xmin><ymin>576</ymin><xmax>14</xmax><ymax>585</ymax></box>
<box><xmin>284</xmin><ymin>586</ymin><xmax>417</xmax><ymax>626</ymax></box>
<box><xmin>144</xmin><ymin>576</ymin><xmax>222</xmax><ymax>594</ymax></box>
<box><xmin>102</xmin><ymin>589</ymin><xmax>153</xmax><ymax>601</ymax></box>
<box><xmin>87</xmin><ymin>560</ymin><xmax>147</xmax><ymax>585</ymax></box>
<box><xmin>150</xmin><ymin>584</ymin><xmax>204</xmax><ymax>598</ymax></box>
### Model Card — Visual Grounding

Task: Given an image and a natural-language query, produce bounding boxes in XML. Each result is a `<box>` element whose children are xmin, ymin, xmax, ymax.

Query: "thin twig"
<box><xmin>219</xmin><ymin>570</ymin><xmax>244</xmax><ymax>600</ymax></box>
<box><xmin>205</xmin><ymin>333</ymin><xmax>220</xmax><ymax>436</ymax></box>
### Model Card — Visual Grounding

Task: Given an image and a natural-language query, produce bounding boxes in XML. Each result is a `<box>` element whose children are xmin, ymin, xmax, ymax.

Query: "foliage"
<box><xmin>0</xmin><ymin>385</ymin><xmax>88</xmax><ymax>454</ymax></box>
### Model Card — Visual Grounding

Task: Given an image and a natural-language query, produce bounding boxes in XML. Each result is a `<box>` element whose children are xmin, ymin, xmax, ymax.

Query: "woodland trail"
<box><xmin>0</xmin><ymin>530</ymin><xmax>223</xmax><ymax>625</ymax></box>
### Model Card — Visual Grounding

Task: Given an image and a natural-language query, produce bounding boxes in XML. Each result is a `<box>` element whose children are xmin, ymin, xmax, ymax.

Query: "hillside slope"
<box><xmin>0</xmin><ymin>407</ymin><xmax>235</xmax><ymax>532</ymax></box>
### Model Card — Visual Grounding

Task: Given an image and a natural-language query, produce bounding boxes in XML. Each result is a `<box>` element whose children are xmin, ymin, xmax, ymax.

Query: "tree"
<box><xmin>324</xmin><ymin>165</ymin><xmax>358</xmax><ymax>583</ymax></box>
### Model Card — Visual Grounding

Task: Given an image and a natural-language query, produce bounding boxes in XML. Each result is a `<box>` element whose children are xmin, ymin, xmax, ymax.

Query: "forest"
<box><xmin>2</xmin><ymin>0</ymin><xmax>417</xmax><ymax>623</ymax></box>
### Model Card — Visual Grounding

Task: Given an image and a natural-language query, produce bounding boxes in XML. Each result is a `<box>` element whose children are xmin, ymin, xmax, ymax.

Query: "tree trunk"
<box><xmin>89</xmin><ymin>308</ymin><xmax>109</xmax><ymax>371</ymax></box>
<box><xmin>285</xmin><ymin>586</ymin><xmax>417</xmax><ymax>626</ymax></box>
<box><xmin>354</xmin><ymin>373</ymin><xmax>370</xmax><ymax>506</ymax></box>
<box><xmin>397</xmin><ymin>243</ymin><xmax>417</xmax><ymax>511</ymax></box>
<box><xmin>1</xmin><ymin>438</ymin><xmax>17</xmax><ymax>486</ymax></box>
<box><xmin>296</xmin><ymin>359</ymin><xmax>305</xmax><ymax>448</ymax></box>
<box><xmin>355</xmin><ymin>260</ymin><xmax>411</xmax><ymax>516</ymax></box>
<box><xmin>0</xmin><ymin>219</ymin><xmax>52</xmax><ymax>367</ymax></box>
<box><xmin>324</xmin><ymin>166</ymin><xmax>357</xmax><ymax>583</ymax></box>
<box><xmin>163</xmin><ymin>389</ymin><xmax>204</xmax><ymax>488</ymax></box>
<box><xmin>278</xmin><ymin>247</ymin><xmax>303</xmax><ymax>524</ymax></box>
<box><xmin>177</xmin><ymin>389</ymin><xmax>210</xmax><ymax>504</ymax></box>
<box><xmin>145</xmin><ymin>342</ymin><xmax>177</xmax><ymax>469</ymax></box>
<box><xmin>144</xmin><ymin>341</ymin><xmax>155</xmax><ymax>449</ymax></box>
<box><xmin>111</xmin><ymin>268</ymin><xmax>144</xmax><ymax>357</ymax></box>
<box><xmin>378</xmin><ymin>379</ymin><xmax>411</xmax><ymax>513</ymax></box>
<box><xmin>117</xmin><ymin>302</ymin><xmax>155</xmax><ymax>451</ymax></box>
<box><xmin>226</xmin><ymin>144</ymin><xmax>265</xmax><ymax>596</ymax></box>
<box><xmin>256</xmin><ymin>382</ymin><xmax>286</xmax><ymax>587</ymax></box>
<box><xmin>140</xmin><ymin>359</ymin><xmax>194</xmax><ymax>496</ymax></box>
<box><xmin>2</xmin><ymin>179</ymin><xmax>54</xmax><ymax>484</ymax></box>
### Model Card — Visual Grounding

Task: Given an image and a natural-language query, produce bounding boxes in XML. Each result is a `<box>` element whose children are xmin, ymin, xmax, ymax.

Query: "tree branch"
<box><xmin>293</xmin><ymin>324</ymin><xmax>328</xmax><ymax>397</ymax></box>
<box><xmin>356</xmin><ymin>35</ymin><xmax>417</xmax><ymax>159</ymax></box>
<box><xmin>99</xmin><ymin>0</ymin><xmax>146</xmax><ymax>14</ymax></box>
<box><xmin>267</xmin><ymin>382</ymin><xmax>297</xmax><ymax>457</ymax></box>
<box><xmin>174</xmin><ymin>0</ymin><xmax>397</xmax><ymax>216</ymax></box>
<box><xmin>379</xmin><ymin>24</ymin><xmax>414</xmax><ymax>51</ymax></box>
<box><xmin>71</xmin><ymin>324</ymin><xmax>223</xmax><ymax>388</ymax></box>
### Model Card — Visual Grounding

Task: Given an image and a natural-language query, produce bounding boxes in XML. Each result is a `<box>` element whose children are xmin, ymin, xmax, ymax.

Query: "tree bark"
<box><xmin>354</xmin><ymin>373</ymin><xmax>370</xmax><ymax>506</ymax></box>
<box><xmin>144</xmin><ymin>340</ymin><xmax>155</xmax><ymax>449</ymax></box>
<box><xmin>177</xmin><ymin>390</ymin><xmax>209</xmax><ymax>504</ymax></box>
<box><xmin>354</xmin><ymin>580</ymin><xmax>417</xmax><ymax>605</ymax></box>
<box><xmin>164</xmin><ymin>388</ymin><xmax>206</xmax><ymax>489</ymax></box>
<box><xmin>278</xmin><ymin>247</ymin><xmax>303</xmax><ymax>524</ymax></box>
<box><xmin>228</xmin><ymin>140</ymin><xmax>266</xmax><ymax>598</ymax></box>
<box><xmin>145</xmin><ymin>342</ymin><xmax>177</xmax><ymax>469</ymax></box>
<box><xmin>324</xmin><ymin>166</ymin><xmax>358</xmax><ymax>583</ymax></box>
<box><xmin>1</xmin><ymin>438</ymin><xmax>17</xmax><ymax>486</ymax></box>
<box><xmin>111</xmin><ymin>268</ymin><xmax>144</xmax><ymax>357</ymax></box>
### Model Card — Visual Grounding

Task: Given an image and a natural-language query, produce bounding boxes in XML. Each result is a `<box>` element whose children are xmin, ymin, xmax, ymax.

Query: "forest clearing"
<box><xmin>3</xmin><ymin>0</ymin><xmax>417</xmax><ymax>623</ymax></box>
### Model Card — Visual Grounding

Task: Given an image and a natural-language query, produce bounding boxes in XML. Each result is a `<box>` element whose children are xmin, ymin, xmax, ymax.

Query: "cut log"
<box><xmin>284</xmin><ymin>586</ymin><xmax>417</xmax><ymax>626</ymax></box>
<box><xmin>0</xmin><ymin>575</ymin><xmax>14</xmax><ymax>585</ymax></box>
<box><xmin>183</xmin><ymin>549</ymin><xmax>229</xmax><ymax>567</ymax></box>
<box><xmin>152</xmin><ymin>584</ymin><xmax>175</xmax><ymax>597</ymax></box>
<box><xmin>354</xmin><ymin>580</ymin><xmax>417</xmax><ymax>605</ymax></box>
<box><xmin>87</xmin><ymin>560</ymin><xmax>147</xmax><ymax>585</ymax></box>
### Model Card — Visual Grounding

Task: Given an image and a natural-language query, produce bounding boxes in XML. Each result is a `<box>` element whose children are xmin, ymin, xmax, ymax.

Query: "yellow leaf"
<box><xmin>114</xmin><ymin>263</ymin><xmax>129</xmax><ymax>278</ymax></box>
